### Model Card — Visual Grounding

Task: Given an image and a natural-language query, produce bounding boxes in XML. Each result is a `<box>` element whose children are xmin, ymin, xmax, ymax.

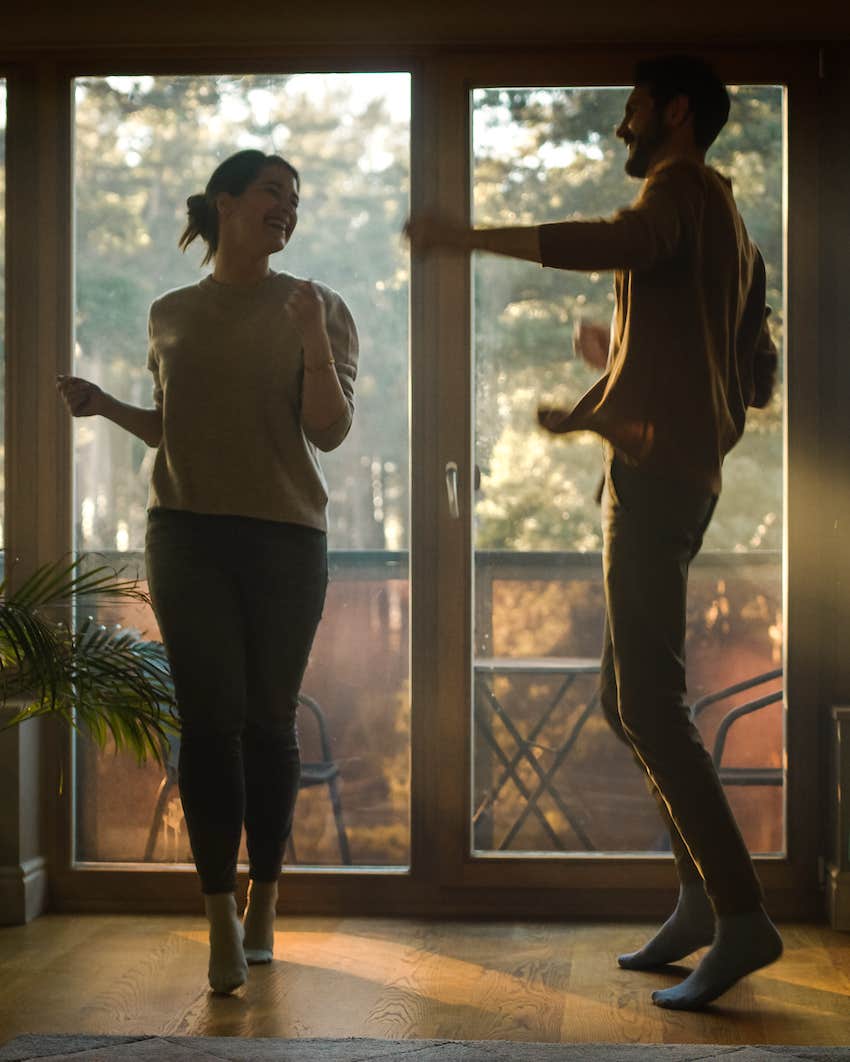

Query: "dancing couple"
<box><xmin>60</xmin><ymin>54</ymin><xmax>781</xmax><ymax>1010</ymax></box>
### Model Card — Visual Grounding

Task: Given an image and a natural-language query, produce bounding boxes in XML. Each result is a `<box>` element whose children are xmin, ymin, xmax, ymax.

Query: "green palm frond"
<box><xmin>1</xmin><ymin>555</ymin><xmax>179</xmax><ymax>766</ymax></box>
<box><xmin>1</xmin><ymin>555</ymin><xmax>149</xmax><ymax>610</ymax></box>
<box><xmin>0</xmin><ymin>601</ymin><xmax>66</xmax><ymax>707</ymax></box>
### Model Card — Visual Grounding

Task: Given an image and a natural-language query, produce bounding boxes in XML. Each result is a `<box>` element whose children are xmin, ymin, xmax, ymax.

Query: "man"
<box><xmin>406</xmin><ymin>55</ymin><xmax>781</xmax><ymax>1011</ymax></box>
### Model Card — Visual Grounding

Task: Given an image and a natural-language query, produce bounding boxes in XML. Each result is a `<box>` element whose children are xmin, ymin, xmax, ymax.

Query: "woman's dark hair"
<box><xmin>179</xmin><ymin>149</ymin><xmax>300</xmax><ymax>265</ymax></box>
<box><xmin>633</xmin><ymin>55</ymin><xmax>730</xmax><ymax>151</ymax></box>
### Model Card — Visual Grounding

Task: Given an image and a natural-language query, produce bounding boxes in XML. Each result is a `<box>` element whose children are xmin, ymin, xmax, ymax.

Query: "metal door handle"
<box><xmin>445</xmin><ymin>461</ymin><xmax>460</xmax><ymax>519</ymax></box>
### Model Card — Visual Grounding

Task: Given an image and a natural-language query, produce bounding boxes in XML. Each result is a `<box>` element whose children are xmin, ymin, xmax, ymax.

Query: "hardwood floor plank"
<box><xmin>0</xmin><ymin>916</ymin><xmax>848</xmax><ymax>1046</ymax></box>
<box><xmin>402</xmin><ymin>922</ymin><xmax>570</xmax><ymax>1042</ymax></box>
<box><xmin>562</xmin><ymin>925</ymin><xmax>666</xmax><ymax>1044</ymax></box>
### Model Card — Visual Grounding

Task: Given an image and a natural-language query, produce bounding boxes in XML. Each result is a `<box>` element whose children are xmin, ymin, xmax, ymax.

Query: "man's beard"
<box><xmin>624</xmin><ymin>113</ymin><xmax>669</xmax><ymax>178</ymax></box>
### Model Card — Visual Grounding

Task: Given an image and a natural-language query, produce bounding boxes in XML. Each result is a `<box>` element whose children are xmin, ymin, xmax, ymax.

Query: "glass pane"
<box><xmin>72</xmin><ymin>73</ymin><xmax>411</xmax><ymax>868</ymax></box>
<box><xmin>472</xmin><ymin>85</ymin><xmax>785</xmax><ymax>857</ymax></box>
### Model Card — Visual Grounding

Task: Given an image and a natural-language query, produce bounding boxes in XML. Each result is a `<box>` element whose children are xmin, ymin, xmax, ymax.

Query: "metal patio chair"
<box><xmin>143</xmin><ymin>691</ymin><xmax>351</xmax><ymax>865</ymax></box>
<box><xmin>692</xmin><ymin>667</ymin><xmax>784</xmax><ymax>786</ymax></box>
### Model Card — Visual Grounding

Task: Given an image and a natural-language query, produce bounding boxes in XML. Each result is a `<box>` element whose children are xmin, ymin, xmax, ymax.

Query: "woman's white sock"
<box><xmin>204</xmin><ymin>892</ymin><xmax>247</xmax><ymax>993</ymax></box>
<box><xmin>242</xmin><ymin>879</ymin><xmax>278</xmax><ymax>964</ymax></box>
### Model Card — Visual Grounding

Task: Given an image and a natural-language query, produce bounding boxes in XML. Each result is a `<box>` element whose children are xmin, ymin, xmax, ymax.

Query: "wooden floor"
<box><xmin>0</xmin><ymin>916</ymin><xmax>848</xmax><ymax>1047</ymax></box>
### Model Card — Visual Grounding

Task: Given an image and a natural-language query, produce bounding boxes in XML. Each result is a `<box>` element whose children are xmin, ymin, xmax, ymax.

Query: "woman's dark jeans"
<box><xmin>146</xmin><ymin>508</ymin><xmax>328</xmax><ymax>895</ymax></box>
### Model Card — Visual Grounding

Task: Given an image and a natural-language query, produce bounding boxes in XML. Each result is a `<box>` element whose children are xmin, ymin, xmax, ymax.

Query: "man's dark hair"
<box><xmin>633</xmin><ymin>55</ymin><xmax>730</xmax><ymax>151</ymax></box>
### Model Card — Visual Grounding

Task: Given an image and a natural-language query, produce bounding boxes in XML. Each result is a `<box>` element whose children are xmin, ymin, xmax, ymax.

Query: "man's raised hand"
<box><xmin>573</xmin><ymin>319</ymin><xmax>611</xmax><ymax>371</ymax></box>
<box><xmin>537</xmin><ymin>405</ymin><xmax>573</xmax><ymax>434</ymax></box>
<box><xmin>403</xmin><ymin>213</ymin><xmax>471</xmax><ymax>254</ymax></box>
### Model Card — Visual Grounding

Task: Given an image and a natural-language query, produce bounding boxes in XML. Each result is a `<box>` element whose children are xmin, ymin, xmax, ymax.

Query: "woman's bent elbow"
<box><xmin>303</xmin><ymin>412</ymin><xmax>352</xmax><ymax>452</ymax></box>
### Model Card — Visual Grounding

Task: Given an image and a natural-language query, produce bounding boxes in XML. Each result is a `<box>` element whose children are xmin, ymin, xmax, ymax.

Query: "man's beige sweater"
<box><xmin>538</xmin><ymin>157</ymin><xmax>776</xmax><ymax>493</ymax></box>
<box><xmin>146</xmin><ymin>271</ymin><xmax>358</xmax><ymax>531</ymax></box>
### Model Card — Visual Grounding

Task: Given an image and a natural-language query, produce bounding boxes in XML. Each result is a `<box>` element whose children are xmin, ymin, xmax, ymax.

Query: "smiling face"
<box><xmin>217</xmin><ymin>162</ymin><xmax>300</xmax><ymax>259</ymax></box>
<box><xmin>616</xmin><ymin>84</ymin><xmax>670</xmax><ymax>179</ymax></box>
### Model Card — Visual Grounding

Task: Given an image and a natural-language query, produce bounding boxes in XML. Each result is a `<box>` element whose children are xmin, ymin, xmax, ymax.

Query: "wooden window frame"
<box><xmin>1</xmin><ymin>44</ymin><xmax>824</xmax><ymax>919</ymax></box>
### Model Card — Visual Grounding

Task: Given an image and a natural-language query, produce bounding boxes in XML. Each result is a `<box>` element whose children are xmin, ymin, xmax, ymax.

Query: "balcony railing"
<box><xmin>57</xmin><ymin>547</ymin><xmax>782</xmax><ymax>864</ymax></box>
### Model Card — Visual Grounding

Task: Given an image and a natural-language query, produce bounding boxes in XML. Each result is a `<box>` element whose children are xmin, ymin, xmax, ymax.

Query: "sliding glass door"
<box><xmin>469</xmin><ymin>83</ymin><xmax>786</xmax><ymax>859</ymax></box>
<box><xmin>71</xmin><ymin>72</ymin><xmax>412</xmax><ymax>870</ymax></box>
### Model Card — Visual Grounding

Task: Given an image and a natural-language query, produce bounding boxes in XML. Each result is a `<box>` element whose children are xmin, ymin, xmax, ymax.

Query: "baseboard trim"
<box><xmin>0</xmin><ymin>856</ymin><xmax>48</xmax><ymax>925</ymax></box>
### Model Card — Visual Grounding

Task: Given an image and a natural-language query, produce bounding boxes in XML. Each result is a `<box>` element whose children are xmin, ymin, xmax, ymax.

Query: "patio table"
<box><xmin>473</xmin><ymin>656</ymin><xmax>601</xmax><ymax>851</ymax></box>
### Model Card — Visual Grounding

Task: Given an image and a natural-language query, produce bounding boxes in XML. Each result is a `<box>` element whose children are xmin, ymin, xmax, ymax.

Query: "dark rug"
<box><xmin>1</xmin><ymin>1038</ymin><xmax>848</xmax><ymax>1061</ymax></box>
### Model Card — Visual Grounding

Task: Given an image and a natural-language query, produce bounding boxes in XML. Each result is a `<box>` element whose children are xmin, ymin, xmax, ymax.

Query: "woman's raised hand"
<box><xmin>56</xmin><ymin>373</ymin><xmax>106</xmax><ymax>417</ymax></box>
<box><xmin>285</xmin><ymin>280</ymin><xmax>327</xmax><ymax>339</ymax></box>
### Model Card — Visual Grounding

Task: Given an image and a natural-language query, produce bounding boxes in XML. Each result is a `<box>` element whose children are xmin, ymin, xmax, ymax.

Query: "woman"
<box><xmin>57</xmin><ymin>149</ymin><xmax>358</xmax><ymax>994</ymax></box>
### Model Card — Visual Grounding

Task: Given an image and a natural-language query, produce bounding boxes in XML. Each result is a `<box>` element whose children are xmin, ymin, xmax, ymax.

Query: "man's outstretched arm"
<box><xmin>405</xmin><ymin>165</ymin><xmax>695</xmax><ymax>273</ymax></box>
<box><xmin>404</xmin><ymin>215</ymin><xmax>541</xmax><ymax>263</ymax></box>
<box><xmin>404</xmin><ymin>209</ymin><xmax>674</xmax><ymax>272</ymax></box>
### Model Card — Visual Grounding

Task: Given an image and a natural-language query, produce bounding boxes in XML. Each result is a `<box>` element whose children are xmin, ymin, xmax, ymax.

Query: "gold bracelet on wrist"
<box><xmin>304</xmin><ymin>359</ymin><xmax>336</xmax><ymax>373</ymax></box>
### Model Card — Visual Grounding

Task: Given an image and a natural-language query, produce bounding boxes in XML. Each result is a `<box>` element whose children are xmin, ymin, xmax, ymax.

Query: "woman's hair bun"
<box><xmin>186</xmin><ymin>193</ymin><xmax>209</xmax><ymax>217</ymax></box>
<box><xmin>179</xmin><ymin>193</ymin><xmax>216</xmax><ymax>260</ymax></box>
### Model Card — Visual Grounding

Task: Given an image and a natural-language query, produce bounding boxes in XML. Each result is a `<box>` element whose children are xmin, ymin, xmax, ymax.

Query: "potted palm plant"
<box><xmin>0</xmin><ymin>556</ymin><xmax>178</xmax><ymax>765</ymax></box>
